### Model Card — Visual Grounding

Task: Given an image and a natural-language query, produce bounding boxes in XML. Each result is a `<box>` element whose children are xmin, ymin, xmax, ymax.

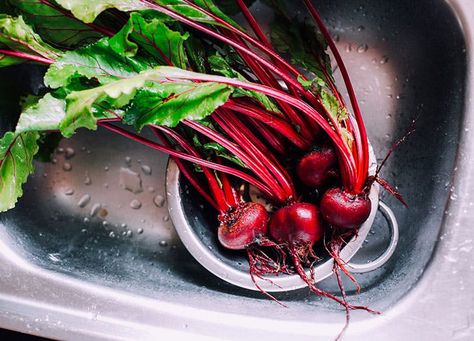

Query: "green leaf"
<box><xmin>109</xmin><ymin>12</ymin><xmax>189</xmax><ymax>68</ymax></box>
<box><xmin>0</xmin><ymin>93</ymin><xmax>66</xmax><ymax>212</ymax></box>
<box><xmin>0</xmin><ymin>15</ymin><xmax>61</xmax><ymax>61</ymax></box>
<box><xmin>44</xmin><ymin>37</ymin><xmax>154</xmax><ymax>89</ymax></box>
<box><xmin>9</xmin><ymin>0</ymin><xmax>103</xmax><ymax>48</ymax></box>
<box><xmin>123</xmin><ymin>81</ymin><xmax>232</xmax><ymax>129</ymax></box>
<box><xmin>0</xmin><ymin>131</ymin><xmax>40</xmax><ymax>212</ymax></box>
<box><xmin>60</xmin><ymin>67</ymin><xmax>233</xmax><ymax>136</ymax></box>
<box><xmin>270</xmin><ymin>11</ymin><xmax>332</xmax><ymax>82</ymax></box>
<box><xmin>55</xmin><ymin>0</ymin><xmax>240</xmax><ymax>27</ymax></box>
<box><xmin>16</xmin><ymin>94</ymin><xmax>67</xmax><ymax>134</ymax></box>
<box><xmin>54</xmin><ymin>0</ymin><xmax>148</xmax><ymax>23</ymax></box>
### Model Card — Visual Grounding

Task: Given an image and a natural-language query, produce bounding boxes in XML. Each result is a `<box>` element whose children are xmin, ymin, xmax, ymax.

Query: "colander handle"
<box><xmin>346</xmin><ymin>201</ymin><xmax>399</xmax><ymax>273</ymax></box>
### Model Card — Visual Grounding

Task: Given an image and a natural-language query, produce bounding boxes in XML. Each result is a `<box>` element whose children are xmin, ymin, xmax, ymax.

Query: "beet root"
<box><xmin>296</xmin><ymin>145</ymin><xmax>338</xmax><ymax>188</ymax></box>
<box><xmin>269</xmin><ymin>202</ymin><xmax>324</xmax><ymax>246</ymax></box>
<box><xmin>320</xmin><ymin>187</ymin><xmax>371</xmax><ymax>228</ymax></box>
<box><xmin>218</xmin><ymin>202</ymin><xmax>269</xmax><ymax>250</ymax></box>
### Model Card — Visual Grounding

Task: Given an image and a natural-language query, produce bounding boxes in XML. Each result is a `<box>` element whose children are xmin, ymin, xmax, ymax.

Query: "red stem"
<box><xmin>224</xmin><ymin>99</ymin><xmax>309</xmax><ymax>149</ymax></box>
<box><xmin>151</xmin><ymin>127</ymin><xmax>221</xmax><ymax>210</ymax></box>
<box><xmin>183</xmin><ymin>119</ymin><xmax>288</xmax><ymax>202</ymax></box>
<box><xmin>0</xmin><ymin>49</ymin><xmax>54</xmax><ymax>64</ymax></box>
<box><xmin>152</xmin><ymin>125</ymin><xmax>230</xmax><ymax>211</ymax></box>
<box><xmin>303</xmin><ymin>0</ymin><xmax>369</xmax><ymax>192</ymax></box>
<box><xmin>213</xmin><ymin>111</ymin><xmax>295</xmax><ymax>199</ymax></box>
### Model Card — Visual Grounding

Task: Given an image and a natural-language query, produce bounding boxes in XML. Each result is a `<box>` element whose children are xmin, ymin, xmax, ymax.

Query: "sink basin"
<box><xmin>0</xmin><ymin>0</ymin><xmax>472</xmax><ymax>339</ymax></box>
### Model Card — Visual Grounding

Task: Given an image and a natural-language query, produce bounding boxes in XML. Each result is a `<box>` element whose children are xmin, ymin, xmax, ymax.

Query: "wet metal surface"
<box><xmin>0</xmin><ymin>0</ymin><xmax>471</xmax><ymax>339</ymax></box>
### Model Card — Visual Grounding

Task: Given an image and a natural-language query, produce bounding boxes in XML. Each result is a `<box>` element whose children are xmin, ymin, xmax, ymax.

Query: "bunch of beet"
<box><xmin>0</xmin><ymin>0</ymin><xmax>406</xmax><ymax>338</ymax></box>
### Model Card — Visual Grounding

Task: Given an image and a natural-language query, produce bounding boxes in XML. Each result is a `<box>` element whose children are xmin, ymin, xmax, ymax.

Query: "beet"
<box><xmin>269</xmin><ymin>202</ymin><xmax>323</xmax><ymax>246</ymax></box>
<box><xmin>320</xmin><ymin>187</ymin><xmax>371</xmax><ymax>228</ymax></box>
<box><xmin>297</xmin><ymin>145</ymin><xmax>337</xmax><ymax>188</ymax></box>
<box><xmin>218</xmin><ymin>202</ymin><xmax>269</xmax><ymax>250</ymax></box>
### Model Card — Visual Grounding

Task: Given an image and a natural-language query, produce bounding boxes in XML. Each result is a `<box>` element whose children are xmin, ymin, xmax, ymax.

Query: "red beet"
<box><xmin>269</xmin><ymin>202</ymin><xmax>323</xmax><ymax>246</ymax></box>
<box><xmin>297</xmin><ymin>145</ymin><xmax>338</xmax><ymax>188</ymax></box>
<box><xmin>320</xmin><ymin>187</ymin><xmax>371</xmax><ymax>228</ymax></box>
<box><xmin>218</xmin><ymin>202</ymin><xmax>269</xmax><ymax>250</ymax></box>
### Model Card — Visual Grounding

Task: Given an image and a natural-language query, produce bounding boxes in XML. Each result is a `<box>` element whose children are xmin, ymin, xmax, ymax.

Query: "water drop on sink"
<box><xmin>380</xmin><ymin>56</ymin><xmax>389</xmax><ymax>64</ymax></box>
<box><xmin>357</xmin><ymin>44</ymin><xmax>368</xmax><ymax>53</ymax></box>
<box><xmin>126</xmin><ymin>230</ymin><xmax>133</xmax><ymax>238</ymax></box>
<box><xmin>109</xmin><ymin>231</ymin><xmax>115</xmax><ymax>238</ymax></box>
<box><xmin>102</xmin><ymin>221</ymin><xmax>109</xmax><ymax>227</ymax></box>
<box><xmin>84</xmin><ymin>174</ymin><xmax>92</xmax><ymax>185</ymax></box>
<box><xmin>65</xmin><ymin>147</ymin><xmax>75</xmax><ymax>159</ymax></box>
<box><xmin>56</xmin><ymin>147</ymin><xmax>64</xmax><ymax>154</ymax></box>
<box><xmin>137</xmin><ymin>228</ymin><xmax>144</xmax><ymax>234</ymax></box>
<box><xmin>121</xmin><ymin>223</ymin><xmax>127</xmax><ymax>229</ymax></box>
<box><xmin>141</xmin><ymin>164</ymin><xmax>152</xmax><ymax>175</ymax></box>
<box><xmin>153</xmin><ymin>195</ymin><xmax>165</xmax><ymax>208</ymax></box>
<box><xmin>63</xmin><ymin>162</ymin><xmax>72</xmax><ymax>171</ymax></box>
<box><xmin>64</xmin><ymin>188</ymin><xmax>74</xmax><ymax>196</ymax></box>
<box><xmin>119</xmin><ymin>168</ymin><xmax>143</xmax><ymax>194</ymax></box>
<box><xmin>148</xmin><ymin>186</ymin><xmax>155</xmax><ymax>193</ymax></box>
<box><xmin>124</xmin><ymin>156</ymin><xmax>132</xmax><ymax>166</ymax></box>
<box><xmin>163</xmin><ymin>215</ymin><xmax>170</xmax><ymax>222</ymax></box>
<box><xmin>345</xmin><ymin>44</ymin><xmax>351</xmax><ymax>53</ymax></box>
<box><xmin>159</xmin><ymin>240</ymin><xmax>168</xmax><ymax>247</ymax></box>
<box><xmin>78</xmin><ymin>194</ymin><xmax>91</xmax><ymax>208</ymax></box>
<box><xmin>357</xmin><ymin>25</ymin><xmax>365</xmax><ymax>31</ymax></box>
<box><xmin>130</xmin><ymin>199</ymin><xmax>142</xmax><ymax>209</ymax></box>
<box><xmin>90</xmin><ymin>203</ymin><xmax>101</xmax><ymax>217</ymax></box>
<box><xmin>104</xmin><ymin>166</ymin><xmax>109</xmax><ymax>172</ymax></box>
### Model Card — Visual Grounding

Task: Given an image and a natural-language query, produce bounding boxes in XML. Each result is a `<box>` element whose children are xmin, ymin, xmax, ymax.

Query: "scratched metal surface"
<box><xmin>0</xmin><ymin>0</ymin><xmax>471</xmax><ymax>339</ymax></box>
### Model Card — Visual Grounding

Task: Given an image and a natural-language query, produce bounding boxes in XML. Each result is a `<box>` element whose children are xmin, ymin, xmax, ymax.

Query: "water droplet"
<box><xmin>65</xmin><ymin>147</ymin><xmax>75</xmax><ymax>159</ymax></box>
<box><xmin>63</xmin><ymin>162</ymin><xmax>72</xmax><ymax>171</ymax></box>
<box><xmin>78</xmin><ymin>194</ymin><xmax>91</xmax><ymax>208</ymax></box>
<box><xmin>51</xmin><ymin>158</ymin><xmax>57</xmax><ymax>164</ymax></box>
<box><xmin>81</xmin><ymin>146</ymin><xmax>86</xmax><ymax>152</ymax></box>
<box><xmin>121</xmin><ymin>223</ymin><xmax>127</xmax><ymax>229</ymax></box>
<box><xmin>48</xmin><ymin>253</ymin><xmax>61</xmax><ymax>263</ymax></box>
<box><xmin>124</xmin><ymin>156</ymin><xmax>132</xmax><ymax>166</ymax></box>
<box><xmin>84</xmin><ymin>174</ymin><xmax>92</xmax><ymax>185</ymax></box>
<box><xmin>119</xmin><ymin>168</ymin><xmax>143</xmax><ymax>194</ymax></box>
<box><xmin>64</xmin><ymin>188</ymin><xmax>74</xmax><ymax>196</ymax></box>
<box><xmin>141</xmin><ymin>164</ymin><xmax>152</xmax><ymax>175</ymax></box>
<box><xmin>148</xmin><ymin>186</ymin><xmax>155</xmax><ymax>193</ymax></box>
<box><xmin>345</xmin><ymin>44</ymin><xmax>352</xmax><ymax>52</ymax></box>
<box><xmin>380</xmin><ymin>56</ymin><xmax>389</xmax><ymax>64</ymax></box>
<box><xmin>163</xmin><ymin>215</ymin><xmax>170</xmax><ymax>222</ymax></box>
<box><xmin>103</xmin><ymin>183</ymin><xmax>109</xmax><ymax>188</ymax></box>
<box><xmin>357</xmin><ymin>44</ymin><xmax>368</xmax><ymax>53</ymax></box>
<box><xmin>130</xmin><ymin>199</ymin><xmax>142</xmax><ymax>209</ymax></box>
<box><xmin>102</xmin><ymin>221</ymin><xmax>109</xmax><ymax>227</ymax></box>
<box><xmin>153</xmin><ymin>195</ymin><xmax>165</xmax><ymax>208</ymax></box>
<box><xmin>109</xmin><ymin>231</ymin><xmax>115</xmax><ymax>238</ymax></box>
<box><xmin>56</xmin><ymin>147</ymin><xmax>64</xmax><ymax>154</ymax></box>
<box><xmin>90</xmin><ymin>203</ymin><xmax>101</xmax><ymax>217</ymax></box>
<box><xmin>104</xmin><ymin>166</ymin><xmax>109</xmax><ymax>172</ymax></box>
<box><xmin>357</xmin><ymin>25</ymin><xmax>365</xmax><ymax>31</ymax></box>
<box><xmin>81</xmin><ymin>228</ymin><xmax>87</xmax><ymax>233</ymax></box>
<box><xmin>137</xmin><ymin>228</ymin><xmax>144</xmax><ymax>234</ymax></box>
<box><xmin>126</xmin><ymin>230</ymin><xmax>133</xmax><ymax>238</ymax></box>
<box><xmin>159</xmin><ymin>240</ymin><xmax>168</xmax><ymax>247</ymax></box>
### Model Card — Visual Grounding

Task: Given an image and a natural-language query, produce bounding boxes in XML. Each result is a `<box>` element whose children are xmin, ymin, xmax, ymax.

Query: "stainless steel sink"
<box><xmin>0</xmin><ymin>0</ymin><xmax>472</xmax><ymax>339</ymax></box>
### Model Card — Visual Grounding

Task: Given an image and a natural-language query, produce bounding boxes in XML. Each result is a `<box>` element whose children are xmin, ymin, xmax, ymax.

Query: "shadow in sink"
<box><xmin>0</xmin><ymin>0</ymin><xmax>467</xmax><ymax>321</ymax></box>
